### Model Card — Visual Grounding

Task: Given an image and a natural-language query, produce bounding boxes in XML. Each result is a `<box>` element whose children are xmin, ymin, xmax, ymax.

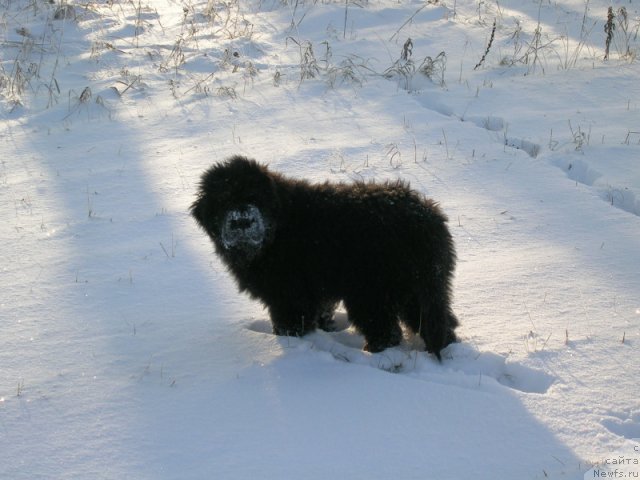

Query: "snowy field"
<box><xmin>1</xmin><ymin>0</ymin><xmax>639</xmax><ymax>478</ymax></box>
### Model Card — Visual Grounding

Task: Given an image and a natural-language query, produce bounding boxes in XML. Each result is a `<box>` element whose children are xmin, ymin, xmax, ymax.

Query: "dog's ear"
<box><xmin>191</xmin><ymin>194</ymin><xmax>219</xmax><ymax>236</ymax></box>
<box><xmin>190</xmin><ymin>197</ymin><xmax>205</xmax><ymax>227</ymax></box>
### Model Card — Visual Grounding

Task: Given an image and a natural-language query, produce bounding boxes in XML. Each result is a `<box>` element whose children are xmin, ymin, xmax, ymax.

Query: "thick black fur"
<box><xmin>191</xmin><ymin>155</ymin><xmax>458</xmax><ymax>360</ymax></box>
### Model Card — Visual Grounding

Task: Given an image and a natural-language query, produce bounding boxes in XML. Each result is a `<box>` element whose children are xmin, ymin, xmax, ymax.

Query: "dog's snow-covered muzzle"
<box><xmin>220</xmin><ymin>205</ymin><xmax>266</xmax><ymax>250</ymax></box>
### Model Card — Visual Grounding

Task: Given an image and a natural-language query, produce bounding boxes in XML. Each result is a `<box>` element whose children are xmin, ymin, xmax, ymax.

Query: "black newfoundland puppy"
<box><xmin>191</xmin><ymin>155</ymin><xmax>458</xmax><ymax>360</ymax></box>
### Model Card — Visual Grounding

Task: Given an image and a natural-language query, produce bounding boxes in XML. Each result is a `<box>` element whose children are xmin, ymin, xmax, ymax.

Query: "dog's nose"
<box><xmin>230</xmin><ymin>217</ymin><xmax>254</xmax><ymax>230</ymax></box>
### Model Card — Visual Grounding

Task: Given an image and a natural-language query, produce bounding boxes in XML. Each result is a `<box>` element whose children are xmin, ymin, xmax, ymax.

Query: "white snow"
<box><xmin>1</xmin><ymin>0</ymin><xmax>639</xmax><ymax>478</ymax></box>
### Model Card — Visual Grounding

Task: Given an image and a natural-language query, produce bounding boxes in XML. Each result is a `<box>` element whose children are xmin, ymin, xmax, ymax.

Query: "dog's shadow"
<box><xmin>246</xmin><ymin>313</ymin><xmax>555</xmax><ymax>395</ymax></box>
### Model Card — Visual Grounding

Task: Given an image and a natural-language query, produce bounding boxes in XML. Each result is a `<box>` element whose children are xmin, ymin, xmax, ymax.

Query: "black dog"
<box><xmin>191</xmin><ymin>155</ymin><xmax>458</xmax><ymax>359</ymax></box>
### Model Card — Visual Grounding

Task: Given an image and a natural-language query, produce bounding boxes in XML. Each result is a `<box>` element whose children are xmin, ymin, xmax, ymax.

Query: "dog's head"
<box><xmin>191</xmin><ymin>156</ymin><xmax>280</xmax><ymax>266</ymax></box>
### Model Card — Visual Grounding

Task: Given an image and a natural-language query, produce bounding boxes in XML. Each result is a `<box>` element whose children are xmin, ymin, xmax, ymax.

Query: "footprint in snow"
<box><xmin>246</xmin><ymin>316</ymin><xmax>554</xmax><ymax>394</ymax></box>
<box><xmin>464</xmin><ymin>115</ymin><xmax>505</xmax><ymax>132</ymax></box>
<box><xmin>463</xmin><ymin>114</ymin><xmax>541</xmax><ymax>157</ymax></box>
<box><xmin>601</xmin><ymin>410</ymin><xmax>640</xmax><ymax>440</ymax></box>
<box><xmin>415</xmin><ymin>97</ymin><xmax>543</xmax><ymax>159</ymax></box>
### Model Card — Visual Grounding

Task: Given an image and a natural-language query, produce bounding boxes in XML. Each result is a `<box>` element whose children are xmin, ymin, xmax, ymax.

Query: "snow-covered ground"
<box><xmin>1</xmin><ymin>0</ymin><xmax>639</xmax><ymax>478</ymax></box>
